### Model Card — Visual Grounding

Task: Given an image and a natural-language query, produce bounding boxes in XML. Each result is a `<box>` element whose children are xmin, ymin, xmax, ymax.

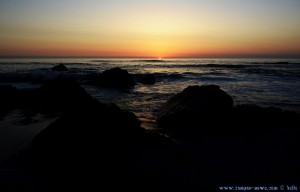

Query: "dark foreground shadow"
<box><xmin>1</xmin><ymin>82</ymin><xmax>299</xmax><ymax>191</ymax></box>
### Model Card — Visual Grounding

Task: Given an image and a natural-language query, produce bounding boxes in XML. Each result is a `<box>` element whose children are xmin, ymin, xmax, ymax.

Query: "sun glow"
<box><xmin>0</xmin><ymin>0</ymin><xmax>299</xmax><ymax>57</ymax></box>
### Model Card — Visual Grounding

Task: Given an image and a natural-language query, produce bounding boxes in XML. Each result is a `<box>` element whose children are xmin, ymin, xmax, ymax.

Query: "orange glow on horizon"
<box><xmin>1</xmin><ymin>37</ymin><xmax>299</xmax><ymax>58</ymax></box>
<box><xmin>0</xmin><ymin>1</ymin><xmax>299</xmax><ymax>58</ymax></box>
<box><xmin>1</xmin><ymin>39</ymin><xmax>299</xmax><ymax>58</ymax></box>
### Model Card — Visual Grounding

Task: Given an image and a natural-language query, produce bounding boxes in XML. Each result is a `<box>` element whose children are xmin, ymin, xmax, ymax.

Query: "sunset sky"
<box><xmin>0</xmin><ymin>0</ymin><xmax>300</xmax><ymax>58</ymax></box>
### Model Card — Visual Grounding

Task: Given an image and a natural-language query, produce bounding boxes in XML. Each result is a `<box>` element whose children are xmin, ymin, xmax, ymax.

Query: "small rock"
<box><xmin>51</xmin><ymin>64</ymin><xmax>68</xmax><ymax>71</ymax></box>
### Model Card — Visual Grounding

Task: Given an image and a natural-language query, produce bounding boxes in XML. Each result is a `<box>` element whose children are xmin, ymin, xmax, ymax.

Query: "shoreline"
<box><xmin>0</xmin><ymin>109</ymin><xmax>59</xmax><ymax>163</ymax></box>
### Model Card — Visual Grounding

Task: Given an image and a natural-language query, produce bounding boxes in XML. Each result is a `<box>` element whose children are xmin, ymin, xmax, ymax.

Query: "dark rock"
<box><xmin>136</xmin><ymin>74</ymin><xmax>155</xmax><ymax>85</ymax></box>
<box><xmin>11</xmin><ymin>81</ymin><xmax>300</xmax><ymax>189</ymax></box>
<box><xmin>231</xmin><ymin>104</ymin><xmax>300</xmax><ymax>135</ymax></box>
<box><xmin>142</xmin><ymin>130</ymin><xmax>174</xmax><ymax>147</ymax></box>
<box><xmin>17</xmin><ymin>80</ymin><xmax>174</xmax><ymax>189</ymax></box>
<box><xmin>157</xmin><ymin>85</ymin><xmax>233</xmax><ymax>135</ymax></box>
<box><xmin>19</xmin><ymin>93</ymin><xmax>141</xmax><ymax>185</ymax></box>
<box><xmin>153</xmin><ymin>85</ymin><xmax>300</xmax><ymax>188</ymax></box>
<box><xmin>93</xmin><ymin>67</ymin><xmax>135</xmax><ymax>88</ymax></box>
<box><xmin>22</xmin><ymin>107</ymin><xmax>173</xmax><ymax>189</ymax></box>
<box><xmin>0</xmin><ymin>80</ymin><xmax>98</xmax><ymax>114</ymax></box>
<box><xmin>0</xmin><ymin>85</ymin><xmax>19</xmax><ymax>118</ymax></box>
<box><xmin>157</xmin><ymin>85</ymin><xmax>300</xmax><ymax>139</ymax></box>
<box><xmin>30</xmin><ymin>102</ymin><xmax>142</xmax><ymax>164</ymax></box>
<box><xmin>51</xmin><ymin>64</ymin><xmax>68</xmax><ymax>71</ymax></box>
<box><xmin>35</xmin><ymin>79</ymin><xmax>93</xmax><ymax>111</ymax></box>
<box><xmin>0</xmin><ymin>80</ymin><xmax>96</xmax><ymax>117</ymax></box>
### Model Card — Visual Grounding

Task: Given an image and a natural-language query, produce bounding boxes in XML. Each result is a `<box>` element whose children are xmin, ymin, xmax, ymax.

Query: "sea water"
<box><xmin>0</xmin><ymin>58</ymin><xmax>299</xmax><ymax>128</ymax></box>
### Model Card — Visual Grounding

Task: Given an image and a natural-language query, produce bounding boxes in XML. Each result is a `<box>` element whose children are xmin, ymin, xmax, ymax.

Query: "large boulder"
<box><xmin>157</xmin><ymin>85</ymin><xmax>233</xmax><ymax>134</ymax></box>
<box><xmin>17</xmin><ymin>80</ymin><xmax>173</xmax><ymax>189</ymax></box>
<box><xmin>20</xmin><ymin>103</ymin><xmax>174</xmax><ymax>189</ymax></box>
<box><xmin>35</xmin><ymin>79</ymin><xmax>93</xmax><ymax>111</ymax></box>
<box><xmin>94</xmin><ymin>67</ymin><xmax>135</xmax><ymax>88</ymax></box>
<box><xmin>19</xmin><ymin>103</ymin><xmax>141</xmax><ymax>189</ymax></box>
<box><xmin>154</xmin><ymin>85</ymin><xmax>300</xmax><ymax>188</ymax></box>
<box><xmin>51</xmin><ymin>64</ymin><xmax>68</xmax><ymax>71</ymax></box>
<box><xmin>157</xmin><ymin>84</ymin><xmax>300</xmax><ymax>140</ymax></box>
<box><xmin>1</xmin><ymin>80</ymin><xmax>92</xmax><ymax>117</ymax></box>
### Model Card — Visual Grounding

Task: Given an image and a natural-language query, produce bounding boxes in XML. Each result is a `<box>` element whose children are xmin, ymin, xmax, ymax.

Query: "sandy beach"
<box><xmin>0</xmin><ymin>110</ymin><xmax>58</xmax><ymax>163</ymax></box>
<box><xmin>0</xmin><ymin>110</ymin><xmax>58</xmax><ymax>191</ymax></box>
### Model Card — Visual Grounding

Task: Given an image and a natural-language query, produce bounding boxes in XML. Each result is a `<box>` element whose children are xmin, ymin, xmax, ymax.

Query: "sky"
<box><xmin>0</xmin><ymin>0</ymin><xmax>300</xmax><ymax>58</ymax></box>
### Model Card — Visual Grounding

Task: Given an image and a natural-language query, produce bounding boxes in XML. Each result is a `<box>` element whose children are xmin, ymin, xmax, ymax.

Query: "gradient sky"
<box><xmin>0</xmin><ymin>0</ymin><xmax>300</xmax><ymax>58</ymax></box>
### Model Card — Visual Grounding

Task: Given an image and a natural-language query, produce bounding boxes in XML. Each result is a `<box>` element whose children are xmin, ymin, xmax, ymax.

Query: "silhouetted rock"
<box><xmin>142</xmin><ymin>130</ymin><xmax>174</xmax><ymax>147</ymax></box>
<box><xmin>0</xmin><ymin>80</ymin><xmax>98</xmax><ymax>115</ymax></box>
<box><xmin>231</xmin><ymin>104</ymin><xmax>300</xmax><ymax>136</ymax></box>
<box><xmin>11</xmin><ymin>82</ymin><xmax>300</xmax><ymax>189</ymax></box>
<box><xmin>92</xmin><ymin>67</ymin><xmax>135</xmax><ymax>88</ymax></box>
<box><xmin>16</xmin><ymin>80</ymin><xmax>174</xmax><ymax>189</ymax></box>
<box><xmin>157</xmin><ymin>85</ymin><xmax>300</xmax><ymax>140</ymax></box>
<box><xmin>0</xmin><ymin>85</ymin><xmax>19</xmax><ymax>118</ymax></box>
<box><xmin>21</xmin><ymin>106</ymin><xmax>174</xmax><ymax>189</ymax></box>
<box><xmin>35</xmin><ymin>79</ymin><xmax>94</xmax><ymax>111</ymax></box>
<box><xmin>157</xmin><ymin>85</ymin><xmax>233</xmax><ymax>136</ymax></box>
<box><xmin>51</xmin><ymin>64</ymin><xmax>68</xmax><ymax>71</ymax></box>
<box><xmin>18</xmin><ymin>104</ymin><xmax>136</xmax><ymax>188</ymax></box>
<box><xmin>136</xmin><ymin>74</ymin><xmax>155</xmax><ymax>85</ymax></box>
<box><xmin>153</xmin><ymin>85</ymin><xmax>300</xmax><ymax>188</ymax></box>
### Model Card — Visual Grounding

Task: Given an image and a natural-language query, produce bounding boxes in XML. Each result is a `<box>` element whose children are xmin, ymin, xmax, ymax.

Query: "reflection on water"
<box><xmin>1</xmin><ymin>58</ymin><xmax>300</xmax><ymax>129</ymax></box>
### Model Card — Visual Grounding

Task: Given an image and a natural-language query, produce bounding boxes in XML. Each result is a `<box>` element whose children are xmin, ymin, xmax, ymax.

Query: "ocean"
<box><xmin>0</xmin><ymin>58</ymin><xmax>299</xmax><ymax>129</ymax></box>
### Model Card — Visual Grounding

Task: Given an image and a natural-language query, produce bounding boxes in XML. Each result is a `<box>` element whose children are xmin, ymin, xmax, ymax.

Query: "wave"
<box><xmin>149</xmin><ymin>73</ymin><xmax>184</xmax><ymax>82</ymax></box>
<box><xmin>140</xmin><ymin>63</ymin><xmax>249</xmax><ymax>69</ymax></box>
<box><xmin>0</xmin><ymin>69</ymin><xmax>88</xmax><ymax>84</ymax></box>
<box><xmin>202</xmin><ymin>64</ymin><xmax>248</xmax><ymax>68</ymax></box>
<box><xmin>134</xmin><ymin>60</ymin><xmax>166</xmax><ymax>63</ymax></box>
<box><xmin>199</xmin><ymin>76</ymin><xmax>237</xmax><ymax>82</ymax></box>
<box><xmin>163</xmin><ymin>62</ymin><xmax>299</xmax><ymax>69</ymax></box>
<box><xmin>148</xmin><ymin>63</ymin><xmax>300</xmax><ymax>69</ymax></box>
<box><xmin>90</xmin><ymin>60</ymin><xmax>117</xmax><ymax>63</ymax></box>
<box><xmin>243</xmin><ymin>68</ymin><xmax>300</xmax><ymax>77</ymax></box>
<box><xmin>248</xmin><ymin>61</ymin><xmax>300</xmax><ymax>65</ymax></box>
<box><xmin>272</xmin><ymin>62</ymin><xmax>289</xmax><ymax>64</ymax></box>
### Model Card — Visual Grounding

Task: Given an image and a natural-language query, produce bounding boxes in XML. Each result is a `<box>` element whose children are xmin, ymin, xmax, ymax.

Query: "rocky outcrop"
<box><xmin>28</xmin><ymin>102</ymin><xmax>142</xmax><ymax>170</ymax></box>
<box><xmin>35</xmin><ymin>79</ymin><xmax>94</xmax><ymax>111</ymax></box>
<box><xmin>157</xmin><ymin>85</ymin><xmax>300</xmax><ymax>139</ymax></box>
<box><xmin>157</xmin><ymin>85</ymin><xmax>233</xmax><ymax>133</ymax></box>
<box><xmin>1</xmin><ymin>80</ymin><xmax>94</xmax><ymax>116</ymax></box>
<box><xmin>92</xmin><ymin>67</ymin><xmax>135</xmax><ymax>88</ymax></box>
<box><xmin>51</xmin><ymin>64</ymin><xmax>68</xmax><ymax>71</ymax></box>
<box><xmin>16</xmin><ymin>79</ymin><xmax>173</xmax><ymax>189</ymax></box>
<box><xmin>12</xmin><ymin>82</ymin><xmax>299</xmax><ymax>190</ymax></box>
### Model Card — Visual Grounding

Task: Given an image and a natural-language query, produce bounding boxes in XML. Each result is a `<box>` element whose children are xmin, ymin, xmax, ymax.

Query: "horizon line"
<box><xmin>1</xmin><ymin>55</ymin><xmax>300</xmax><ymax>59</ymax></box>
